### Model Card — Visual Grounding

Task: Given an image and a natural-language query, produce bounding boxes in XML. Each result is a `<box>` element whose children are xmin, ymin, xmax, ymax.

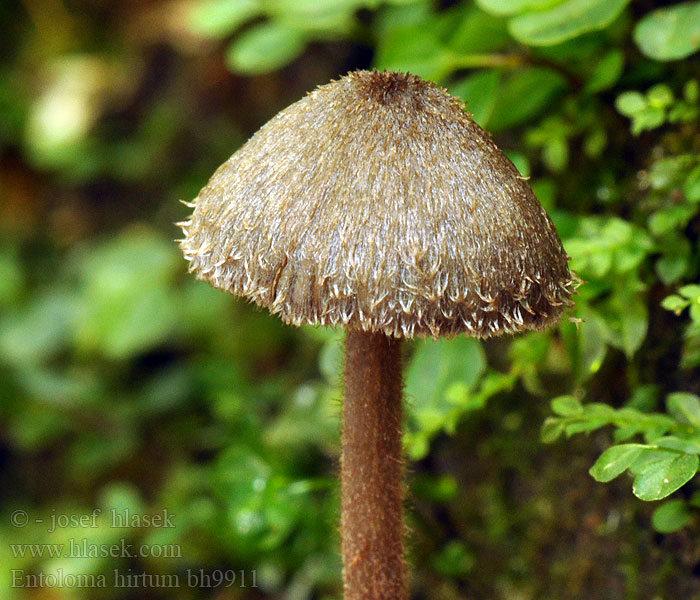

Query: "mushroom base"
<box><xmin>341</xmin><ymin>329</ymin><xmax>405</xmax><ymax>600</ymax></box>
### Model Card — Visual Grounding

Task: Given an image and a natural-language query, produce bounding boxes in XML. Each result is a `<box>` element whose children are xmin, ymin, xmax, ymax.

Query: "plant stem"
<box><xmin>451</xmin><ymin>53</ymin><xmax>527</xmax><ymax>70</ymax></box>
<box><xmin>342</xmin><ymin>329</ymin><xmax>405</xmax><ymax>600</ymax></box>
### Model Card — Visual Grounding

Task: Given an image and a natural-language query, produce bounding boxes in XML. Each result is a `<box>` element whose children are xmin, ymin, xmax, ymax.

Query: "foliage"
<box><xmin>543</xmin><ymin>391</ymin><xmax>700</xmax><ymax>532</ymax></box>
<box><xmin>634</xmin><ymin>2</ymin><xmax>700</xmax><ymax>61</ymax></box>
<box><xmin>616</xmin><ymin>80</ymin><xmax>700</xmax><ymax>135</ymax></box>
<box><xmin>3</xmin><ymin>0</ymin><xmax>700</xmax><ymax>598</ymax></box>
<box><xmin>662</xmin><ymin>284</ymin><xmax>700</xmax><ymax>368</ymax></box>
<box><xmin>544</xmin><ymin>392</ymin><xmax>700</xmax><ymax>499</ymax></box>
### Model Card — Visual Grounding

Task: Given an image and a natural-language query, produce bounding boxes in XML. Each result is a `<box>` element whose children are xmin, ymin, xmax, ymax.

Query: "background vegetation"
<box><xmin>2</xmin><ymin>0</ymin><xmax>700</xmax><ymax>598</ymax></box>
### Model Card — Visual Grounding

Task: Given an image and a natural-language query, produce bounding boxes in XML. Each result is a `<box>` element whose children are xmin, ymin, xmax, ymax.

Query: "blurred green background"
<box><xmin>2</xmin><ymin>0</ymin><xmax>700</xmax><ymax>598</ymax></box>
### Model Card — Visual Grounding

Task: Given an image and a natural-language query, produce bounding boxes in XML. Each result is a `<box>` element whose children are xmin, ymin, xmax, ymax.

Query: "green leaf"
<box><xmin>685</xmin><ymin>165</ymin><xmax>700</xmax><ymax>202</ymax></box>
<box><xmin>488</xmin><ymin>68</ymin><xmax>566</xmax><ymax>130</ymax></box>
<box><xmin>383</xmin><ymin>0</ymin><xmax>432</xmax><ymax>5</ymax></box>
<box><xmin>448</xmin><ymin>6</ymin><xmax>510</xmax><ymax>54</ymax></box>
<box><xmin>601</xmin><ymin>290</ymin><xmax>648</xmax><ymax>358</ymax></box>
<box><xmin>656</xmin><ymin>241</ymin><xmax>691</xmax><ymax>286</ymax></box>
<box><xmin>541</xmin><ymin>417</ymin><xmax>566</xmax><ymax>443</ymax></box>
<box><xmin>566</xmin><ymin>216</ymin><xmax>653</xmax><ymax>278</ymax></box>
<box><xmin>585</xmin><ymin>49</ymin><xmax>624</xmax><ymax>94</ymax></box>
<box><xmin>633</xmin><ymin>453</ymin><xmax>699</xmax><ymax>501</ymax></box>
<box><xmin>662</xmin><ymin>294</ymin><xmax>690</xmax><ymax>315</ymax></box>
<box><xmin>615</xmin><ymin>91</ymin><xmax>647</xmax><ymax>116</ymax></box>
<box><xmin>432</xmin><ymin>540</ymin><xmax>475</xmax><ymax>577</ymax></box>
<box><xmin>649</xmin><ymin>206</ymin><xmax>695</xmax><ymax>236</ymax></box>
<box><xmin>407</xmin><ymin>337</ymin><xmax>485</xmax><ymax>407</ymax></box>
<box><xmin>450</xmin><ymin>69</ymin><xmax>501</xmax><ymax>126</ymax></box>
<box><xmin>551</xmin><ymin>395</ymin><xmax>583</xmax><ymax>416</ymax></box>
<box><xmin>406</xmin><ymin>337</ymin><xmax>486</xmax><ymax>442</ymax></box>
<box><xmin>189</xmin><ymin>0</ymin><xmax>261</xmax><ymax>38</ymax></box>
<box><xmin>318</xmin><ymin>335</ymin><xmax>344</xmax><ymax>385</ymax></box>
<box><xmin>444</xmin><ymin>382</ymin><xmax>473</xmax><ymax>408</ymax></box>
<box><xmin>647</xmin><ymin>84</ymin><xmax>674</xmax><ymax>108</ymax></box>
<box><xmin>648</xmin><ymin>155</ymin><xmax>695</xmax><ymax>190</ymax></box>
<box><xmin>509</xmin><ymin>0</ymin><xmax>630</xmax><ymax>46</ymax></box>
<box><xmin>679</xmin><ymin>284</ymin><xmax>700</xmax><ymax>300</ymax></box>
<box><xmin>74</xmin><ymin>227</ymin><xmax>181</xmax><ymax>359</ymax></box>
<box><xmin>667</xmin><ymin>102</ymin><xmax>699</xmax><ymax>124</ymax></box>
<box><xmin>621</xmin><ymin>297</ymin><xmax>648</xmax><ymax>358</ymax></box>
<box><xmin>15</xmin><ymin>365</ymin><xmax>101</xmax><ymax>407</ymax></box>
<box><xmin>667</xmin><ymin>392</ymin><xmax>700</xmax><ymax>429</ymax></box>
<box><xmin>270</xmin><ymin>0</ymin><xmax>360</xmax><ymax>32</ymax></box>
<box><xmin>685</xmin><ymin>79</ymin><xmax>700</xmax><ymax>103</ymax></box>
<box><xmin>653</xmin><ymin>436</ymin><xmax>700</xmax><ymax>455</ymax></box>
<box><xmin>565</xmin><ymin>420</ymin><xmax>607</xmax><ymax>436</ymax></box>
<box><xmin>0</xmin><ymin>246</ymin><xmax>22</xmax><ymax>308</ymax></box>
<box><xmin>583</xmin><ymin>127</ymin><xmax>607</xmax><ymax>157</ymax></box>
<box><xmin>631</xmin><ymin>107</ymin><xmax>666</xmax><ymax>135</ymax></box>
<box><xmin>475</xmin><ymin>0</ymin><xmax>563</xmax><ymax>17</ymax></box>
<box><xmin>225</xmin><ymin>22</ymin><xmax>307</xmax><ymax>74</ymax></box>
<box><xmin>575</xmin><ymin>307</ymin><xmax>609</xmax><ymax>377</ymax></box>
<box><xmin>374</xmin><ymin>21</ymin><xmax>454</xmax><ymax>80</ymax></box>
<box><xmin>589</xmin><ymin>444</ymin><xmax>647</xmax><ymax>483</ymax></box>
<box><xmin>634</xmin><ymin>2</ymin><xmax>700</xmax><ymax>61</ymax></box>
<box><xmin>373</xmin><ymin>1</ymin><xmax>432</xmax><ymax>40</ymax></box>
<box><xmin>542</xmin><ymin>136</ymin><xmax>568</xmax><ymax>172</ymax></box>
<box><xmin>652</xmin><ymin>499</ymin><xmax>694</xmax><ymax>533</ymax></box>
<box><xmin>691</xmin><ymin>302</ymin><xmax>700</xmax><ymax>322</ymax></box>
<box><xmin>626</xmin><ymin>385</ymin><xmax>661</xmax><ymax>412</ymax></box>
<box><xmin>506</xmin><ymin>150</ymin><xmax>531</xmax><ymax>177</ymax></box>
<box><xmin>0</xmin><ymin>292</ymin><xmax>80</xmax><ymax>365</ymax></box>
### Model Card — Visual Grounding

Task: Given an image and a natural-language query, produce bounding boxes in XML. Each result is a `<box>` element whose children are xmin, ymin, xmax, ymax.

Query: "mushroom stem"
<box><xmin>342</xmin><ymin>329</ymin><xmax>405</xmax><ymax>600</ymax></box>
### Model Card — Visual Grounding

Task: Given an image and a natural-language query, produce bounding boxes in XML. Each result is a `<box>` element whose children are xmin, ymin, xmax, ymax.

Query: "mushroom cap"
<box><xmin>180</xmin><ymin>70</ymin><xmax>575</xmax><ymax>338</ymax></box>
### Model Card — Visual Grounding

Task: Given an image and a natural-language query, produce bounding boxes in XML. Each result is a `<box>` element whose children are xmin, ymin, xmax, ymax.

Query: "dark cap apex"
<box><xmin>353</xmin><ymin>70</ymin><xmax>432</xmax><ymax>106</ymax></box>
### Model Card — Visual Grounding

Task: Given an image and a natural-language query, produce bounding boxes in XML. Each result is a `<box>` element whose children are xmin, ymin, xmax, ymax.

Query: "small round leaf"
<box><xmin>633</xmin><ymin>453</ymin><xmax>699</xmax><ymax>501</ymax></box>
<box><xmin>226</xmin><ymin>22</ymin><xmax>307</xmax><ymax>75</ymax></box>
<box><xmin>509</xmin><ymin>0</ymin><xmax>630</xmax><ymax>47</ymax></box>
<box><xmin>589</xmin><ymin>444</ymin><xmax>647</xmax><ymax>483</ymax></box>
<box><xmin>634</xmin><ymin>2</ymin><xmax>700</xmax><ymax>61</ymax></box>
<box><xmin>652</xmin><ymin>499</ymin><xmax>694</xmax><ymax>533</ymax></box>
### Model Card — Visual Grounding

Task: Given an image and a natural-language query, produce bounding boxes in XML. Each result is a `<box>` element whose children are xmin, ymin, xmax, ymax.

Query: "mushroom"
<box><xmin>179</xmin><ymin>70</ymin><xmax>575</xmax><ymax>600</ymax></box>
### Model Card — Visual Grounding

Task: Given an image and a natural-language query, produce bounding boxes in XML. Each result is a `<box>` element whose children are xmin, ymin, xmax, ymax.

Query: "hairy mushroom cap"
<box><xmin>180</xmin><ymin>70</ymin><xmax>576</xmax><ymax>338</ymax></box>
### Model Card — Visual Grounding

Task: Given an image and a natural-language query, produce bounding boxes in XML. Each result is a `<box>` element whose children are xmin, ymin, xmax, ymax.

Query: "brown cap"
<box><xmin>179</xmin><ymin>70</ymin><xmax>575</xmax><ymax>338</ymax></box>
